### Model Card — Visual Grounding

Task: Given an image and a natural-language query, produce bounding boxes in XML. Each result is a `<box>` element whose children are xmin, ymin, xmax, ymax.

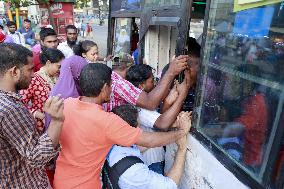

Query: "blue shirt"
<box><xmin>107</xmin><ymin>145</ymin><xmax>177</xmax><ymax>189</ymax></box>
<box><xmin>18</xmin><ymin>28</ymin><xmax>35</xmax><ymax>43</ymax></box>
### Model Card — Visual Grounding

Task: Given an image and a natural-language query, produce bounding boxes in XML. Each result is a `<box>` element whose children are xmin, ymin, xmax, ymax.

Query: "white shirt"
<box><xmin>107</xmin><ymin>145</ymin><xmax>177</xmax><ymax>189</ymax></box>
<box><xmin>138</xmin><ymin>108</ymin><xmax>165</xmax><ymax>166</ymax></box>
<box><xmin>8</xmin><ymin>32</ymin><xmax>25</xmax><ymax>46</ymax></box>
<box><xmin>57</xmin><ymin>41</ymin><xmax>74</xmax><ymax>58</ymax></box>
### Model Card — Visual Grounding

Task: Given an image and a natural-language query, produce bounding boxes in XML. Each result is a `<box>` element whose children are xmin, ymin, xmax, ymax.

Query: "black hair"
<box><xmin>73</xmin><ymin>40</ymin><xmax>97</xmax><ymax>57</ymax></box>
<box><xmin>0</xmin><ymin>25</ymin><xmax>3</xmax><ymax>30</ymax></box>
<box><xmin>126</xmin><ymin>64</ymin><xmax>153</xmax><ymax>87</ymax></box>
<box><xmin>7</xmin><ymin>21</ymin><xmax>16</xmax><ymax>27</ymax></box>
<box><xmin>39</xmin><ymin>28</ymin><xmax>57</xmax><ymax>41</ymax></box>
<box><xmin>0</xmin><ymin>43</ymin><xmax>33</xmax><ymax>75</ymax></box>
<box><xmin>79</xmin><ymin>63</ymin><xmax>112</xmax><ymax>97</ymax></box>
<box><xmin>187</xmin><ymin>37</ymin><xmax>201</xmax><ymax>58</ymax></box>
<box><xmin>112</xmin><ymin>104</ymin><xmax>139</xmax><ymax>128</ymax></box>
<box><xmin>24</xmin><ymin>19</ymin><xmax>31</xmax><ymax>23</ymax></box>
<box><xmin>65</xmin><ymin>25</ymin><xmax>77</xmax><ymax>33</ymax></box>
<box><xmin>40</xmin><ymin>48</ymin><xmax>65</xmax><ymax>65</ymax></box>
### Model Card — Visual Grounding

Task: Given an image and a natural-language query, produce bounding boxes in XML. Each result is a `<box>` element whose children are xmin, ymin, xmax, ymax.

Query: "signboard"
<box><xmin>234</xmin><ymin>0</ymin><xmax>281</xmax><ymax>12</ymax></box>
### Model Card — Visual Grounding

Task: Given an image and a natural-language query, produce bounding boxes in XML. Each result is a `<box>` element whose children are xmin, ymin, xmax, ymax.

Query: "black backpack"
<box><xmin>102</xmin><ymin>156</ymin><xmax>144</xmax><ymax>189</ymax></box>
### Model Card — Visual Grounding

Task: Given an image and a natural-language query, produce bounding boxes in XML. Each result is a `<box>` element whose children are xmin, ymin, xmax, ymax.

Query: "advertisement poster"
<box><xmin>234</xmin><ymin>0</ymin><xmax>281</xmax><ymax>12</ymax></box>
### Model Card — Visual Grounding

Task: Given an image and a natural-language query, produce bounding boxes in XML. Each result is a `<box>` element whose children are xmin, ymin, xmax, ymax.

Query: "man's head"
<box><xmin>0</xmin><ymin>43</ymin><xmax>34</xmax><ymax>91</ymax></box>
<box><xmin>23</xmin><ymin>19</ymin><xmax>31</xmax><ymax>30</ymax></box>
<box><xmin>39</xmin><ymin>28</ymin><xmax>58</xmax><ymax>50</ymax></box>
<box><xmin>79</xmin><ymin>63</ymin><xmax>112</xmax><ymax>103</ymax></box>
<box><xmin>126</xmin><ymin>64</ymin><xmax>154</xmax><ymax>92</ymax></box>
<box><xmin>187</xmin><ymin>37</ymin><xmax>201</xmax><ymax>84</ymax></box>
<box><xmin>7</xmin><ymin>21</ymin><xmax>17</xmax><ymax>34</ymax></box>
<box><xmin>65</xmin><ymin>25</ymin><xmax>78</xmax><ymax>46</ymax></box>
<box><xmin>112</xmin><ymin>53</ymin><xmax>134</xmax><ymax>79</ymax></box>
<box><xmin>112</xmin><ymin>104</ymin><xmax>139</xmax><ymax>128</ymax></box>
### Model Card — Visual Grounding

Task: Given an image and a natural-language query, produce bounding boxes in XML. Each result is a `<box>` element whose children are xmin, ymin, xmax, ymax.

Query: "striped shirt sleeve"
<box><xmin>1</xmin><ymin>105</ymin><xmax>59</xmax><ymax>168</ymax></box>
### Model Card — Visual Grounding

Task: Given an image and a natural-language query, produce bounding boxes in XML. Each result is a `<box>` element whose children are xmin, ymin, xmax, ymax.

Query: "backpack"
<box><xmin>102</xmin><ymin>156</ymin><xmax>144</xmax><ymax>189</ymax></box>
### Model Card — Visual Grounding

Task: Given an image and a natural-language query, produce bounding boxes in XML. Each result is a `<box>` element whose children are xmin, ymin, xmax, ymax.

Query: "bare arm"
<box><xmin>135</xmin><ymin>129</ymin><xmax>185</xmax><ymax>148</ymax></box>
<box><xmin>165</xmin><ymin>136</ymin><xmax>187</xmax><ymax>185</ymax></box>
<box><xmin>136</xmin><ymin>55</ymin><xmax>188</xmax><ymax>110</ymax></box>
<box><xmin>44</xmin><ymin>96</ymin><xmax>65</xmax><ymax>148</ymax></box>
<box><xmin>155</xmin><ymin>70</ymin><xmax>191</xmax><ymax>130</ymax></box>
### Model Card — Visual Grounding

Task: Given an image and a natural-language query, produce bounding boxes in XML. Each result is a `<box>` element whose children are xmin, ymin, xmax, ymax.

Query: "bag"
<box><xmin>102</xmin><ymin>156</ymin><xmax>143</xmax><ymax>189</ymax></box>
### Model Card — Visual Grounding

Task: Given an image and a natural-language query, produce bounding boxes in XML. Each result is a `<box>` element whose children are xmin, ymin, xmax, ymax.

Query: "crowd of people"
<box><xmin>0</xmin><ymin>23</ymin><xmax>199</xmax><ymax>189</ymax></box>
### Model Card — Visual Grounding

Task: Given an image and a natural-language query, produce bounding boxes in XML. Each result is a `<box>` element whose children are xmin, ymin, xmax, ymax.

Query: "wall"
<box><xmin>165</xmin><ymin>135</ymin><xmax>250</xmax><ymax>189</ymax></box>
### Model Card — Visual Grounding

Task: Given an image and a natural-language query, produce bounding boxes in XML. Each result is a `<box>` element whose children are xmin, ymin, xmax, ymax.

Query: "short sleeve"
<box><xmin>113</xmin><ymin>79</ymin><xmax>142</xmax><ymax>105</ymax></box>
<box><xmin>138</xmin><ymin>108</ymin><xmax>161</xmax><ymax>129</ymax></box>
<box><xmin>105</xmin><ymin>113</ymin><xmax>142</xmax><ymax>147</ymax></box>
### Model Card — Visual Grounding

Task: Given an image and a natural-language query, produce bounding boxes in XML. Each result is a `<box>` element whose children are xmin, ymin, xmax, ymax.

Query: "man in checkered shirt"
<box><xmin>0</xmin><ymin>43</ymin><xmax>64</xmax><ymax>188</ymax></box>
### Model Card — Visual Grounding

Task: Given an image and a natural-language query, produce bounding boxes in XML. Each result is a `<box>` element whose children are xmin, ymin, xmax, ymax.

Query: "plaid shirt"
<box><xmin>0</xmin><ymin>90</ymin><xmax>59</xmax><ymax>189</ymax></box>
<box><xmin>103</xmin><ymin>72</ymin><xmax>142</xmax><ymax>112</ymax></box>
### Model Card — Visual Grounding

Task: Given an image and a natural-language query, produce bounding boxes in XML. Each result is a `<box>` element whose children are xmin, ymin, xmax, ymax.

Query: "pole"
<box><xmin>15</xmin><ymin>8</ymin><xmax>20</xmax><ymax>29</ymax></box>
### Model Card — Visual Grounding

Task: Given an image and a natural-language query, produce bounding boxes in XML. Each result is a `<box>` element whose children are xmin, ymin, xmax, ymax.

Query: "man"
<box><xmin>57</xmin><ymin>25</ymin><xmax>78</xmax><ymax>58</ymax></box>
<box><xmin>103</xmin><ymin>53</ymin><xmax>188</xmax><ymax>112</ymax></box>
<box><xmin>32</xmin><ymin>28</ymin><xmax>59</xmax><ymax>72</ymax></box>
<box><xmin>7</xmin><ymin>21</ymin><xmax>25</xmax><ymax>46</ymax></box>
<box><xmin>126</xmin><ymin>64</ymin><xmax>191</xmax><ymax>173</ymax></box>
<box><xmin>0</xmin><ymin>43</ymin><xmax>65</xmax><ymax>188</ymax></box>
<box><xmin>104</xmin><ymin>105</ymin><xmax>190</xmax><ymax>189</ymax></box>
<box><xmin>18</xmin><ymin>18</ymin><xmax>35</xmax><ymax>46</ymax></box>
<box><xmin>54</xmin><ymin>63</ymin><xmax>190</xmax><ymax>189</ymax></box>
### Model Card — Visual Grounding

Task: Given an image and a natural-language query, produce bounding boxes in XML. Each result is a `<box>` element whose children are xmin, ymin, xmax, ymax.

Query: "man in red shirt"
<box><xmin>32</xmin><ymin>28</ymin><xmax>59</xmax><ymax>72</ymax></box>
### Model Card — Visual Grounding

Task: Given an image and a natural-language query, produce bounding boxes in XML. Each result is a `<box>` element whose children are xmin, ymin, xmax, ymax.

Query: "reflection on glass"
<box><xmin>111</xmin><ymin>0</ymin><xmax>141</xmax><ymax>11</ymax></box>
<box><xmin>144</xmin><ymin>0</ymin><xmax>181</xmax><ymax>8</ymax></box>
<box><xmin>113</xmin><ymin>18</ymin><xmax>132</xmax><ymax>55</ymax></box>
<box><xmin>199</xmin><ymin>66</ymin><xmax>280</xmax><ymax>176</ymax></box>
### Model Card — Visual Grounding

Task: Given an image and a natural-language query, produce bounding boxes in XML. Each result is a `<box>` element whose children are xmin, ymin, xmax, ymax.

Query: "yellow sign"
<box><xmin>234</xmin><ymin>0</ymin><xmax>282</xmax><ymax>12</ymax></box>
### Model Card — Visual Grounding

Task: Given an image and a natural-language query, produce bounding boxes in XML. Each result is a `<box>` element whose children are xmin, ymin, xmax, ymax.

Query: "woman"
<box><xmin>20</xmin><ymin>48</ymin><xmax>65</xmax><ymax>132</ymax></box>
<box><xmin>45</xmin><ymin>55</ymin><xmax>88</xmax><ymax>128</ymax></box>
<box><xmin>73</xmin><ymin>40</ymin><xmax>101</xmax><ymax>63</ymax></box>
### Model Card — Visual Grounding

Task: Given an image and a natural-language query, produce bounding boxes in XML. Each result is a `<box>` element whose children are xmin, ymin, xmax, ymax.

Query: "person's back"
<box><xmin>54</xmin><ymin>64</ymin><xmax>142</xmax><ymax>189</ymax></box>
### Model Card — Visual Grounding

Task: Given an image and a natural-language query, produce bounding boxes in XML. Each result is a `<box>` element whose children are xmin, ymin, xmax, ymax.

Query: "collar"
<box><xmin>0</xmin><ymin>89</ymin><xmax>21</xmax><ymax>101</ymax></box>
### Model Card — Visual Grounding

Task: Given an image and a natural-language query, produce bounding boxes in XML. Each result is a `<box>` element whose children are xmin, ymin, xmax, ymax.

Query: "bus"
<box><xmin>107</xmin><ymin>1</ymin><xmax>284</xmax><ymax>188</ymax></box>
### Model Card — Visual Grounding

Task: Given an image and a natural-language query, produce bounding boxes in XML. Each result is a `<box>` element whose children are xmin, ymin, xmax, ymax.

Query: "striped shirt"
<box><xmin>0</xmin><ymin>90</ymin><xmax>59</xmax><ymax>188</ymax></box>
<box><xmin>103</xmin><ymin>72</ymin><xmax>142</xmax><ymax>112</ymax></box>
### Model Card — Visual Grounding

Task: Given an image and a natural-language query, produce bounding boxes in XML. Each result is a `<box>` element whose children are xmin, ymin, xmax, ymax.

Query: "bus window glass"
<box><xmin>113</xmin><ymin>18</ymin><xmax>132</xmax><ymax>55</ymax></box>
<box><xmin>143</xmin><ymin>0</ymin><xmax>181</xmax><ymax>8</ymax></box>
<box><xmin>194</xmin><ymin>0</ymin><xmax>284</xmax><ymax>180</ymax></box>
<box><xmin>111</xmin><ymin>0</ymin><xmax>141</xmax><ymax>11</ymax></box>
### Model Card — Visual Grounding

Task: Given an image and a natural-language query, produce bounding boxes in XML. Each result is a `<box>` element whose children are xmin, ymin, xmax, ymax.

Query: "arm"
<box><xmin>44</xmin><ymin>96</ymin><xmax>65</xmax><ymax>148</ymax></box>
<box><xmin>155</xmin><ymin>72</ymin><xmax>191</xmax><ymax>130</ymax></box>
<box><xmin>136</xmin><ymin>55</ymin><xmax>188</xmax><ymax>110</ymax></box>
<box><xmin>135</xmin><ymin>129</ymin><xmax>186</xmax><ymax>148</ymax></box>
<box><xmin>165</xmin><ymin>135</ymin><xmax>187</xmax><ymax>185</ymax></box>
<box><xmin>1</xmin><ymin>97</ymin><xmax>64</xmax><ymax>168</ymax></box>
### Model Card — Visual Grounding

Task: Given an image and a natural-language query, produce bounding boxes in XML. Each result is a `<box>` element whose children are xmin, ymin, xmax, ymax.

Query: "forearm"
<box><xmin>155</xmin><ymin>96</ymin><xmax>186</xmax><ymax>130</ymax></box>
<box><xmin>165</xmin><ymin>146</ymin><xmax>187</xmax><ymax>185</ymax></box>
<box><xmin>47</xmin><ymin>120</ymin><xmax>63</xmax><ymax>148</ymax></box>
<box><xmin>136</xmin><ymin>129</ymin><xmax>185</xmax><ymax>148</ymax></box>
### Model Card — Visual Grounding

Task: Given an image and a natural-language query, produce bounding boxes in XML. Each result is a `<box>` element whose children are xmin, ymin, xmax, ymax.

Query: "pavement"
<box><xmin>78</xmin><ymin>21</ymin><xmax>109</xmax><ymax>58</ymax></box>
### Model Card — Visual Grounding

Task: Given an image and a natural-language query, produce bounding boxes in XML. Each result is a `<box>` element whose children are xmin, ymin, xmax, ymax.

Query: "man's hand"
<box><xmin>168</xmin><ymin>55</ymin><xmax>189</xmax><ymax>76</ymax></box>
<box><xmin>44</xmin><ymin>95</ymin><xmax>64</xmax><ymax>122</ymax></box>
<box><xmin>176</xmin><ymin>69</ymin><xmax>191</xmax><ymax>98</ymax></box>
<box><xmin>177</xmin><ymin>111</ymin><xmax>192</xmax><ymax>134</ymax></box>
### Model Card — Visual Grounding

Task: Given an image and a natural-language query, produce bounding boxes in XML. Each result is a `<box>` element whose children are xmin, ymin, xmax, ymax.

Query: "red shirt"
<box><xmin>32</xmin><ymin>47</ymin><xmax>42</xmax><ymax>72</ymax></box>
<box><xmin>236</xmin><ymin>93</ymin><xmax>268</xmax><ymax>166</ymax></box>
<box><xmin>20</xmin><ymin>72</ymin><xmax>52</xmax><ymax>132</ymax></box>
<box><xmin>103</xmin><ymin>72</ymin><xmax>142</xmax><ymax>112</ymax></box>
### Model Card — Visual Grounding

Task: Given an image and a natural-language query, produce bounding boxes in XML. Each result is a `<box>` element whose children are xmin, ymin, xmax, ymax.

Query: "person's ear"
<box><xmin>82</xmin><ymin>53</ymin><xmax>87</xmax><ymax>58</ymax></box>
<box><xmin>9</xmin><ymin>66</ymin><xmax>21</xmax><ymax>81</ymax></box>
<box><xmin>46</xmin><ymin>60</ymin><xmax>52</xmax><ymax>65</ymax></box>
<box><xmin>138</xmin><ymin>83</ymin><xmax>145</xmax><ymax>90</ymax></box>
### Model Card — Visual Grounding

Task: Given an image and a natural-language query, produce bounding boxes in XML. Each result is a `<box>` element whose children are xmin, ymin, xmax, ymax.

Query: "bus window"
<box><xmin>143</xmin><ymin>0</ymin><xmax>182</xmax><ymax>8</ymax></box>
<box><xmin>194</xmin><ymin>0</ymin><xmax>284</xmax><ymax>186</ymax></box>
<box><xmin>113</xmin><ymin>18</ymin><xmax>132</xmax><ymax>54</ymax></box>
